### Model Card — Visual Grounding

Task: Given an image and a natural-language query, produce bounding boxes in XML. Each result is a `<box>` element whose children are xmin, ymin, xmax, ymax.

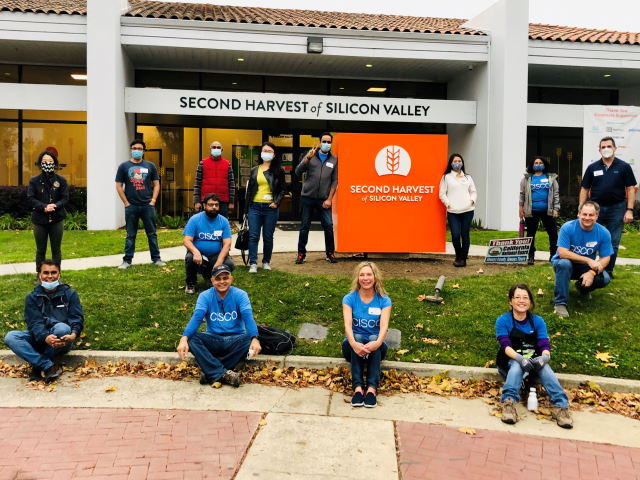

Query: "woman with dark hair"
<box><xmin>519</xmin><ymin>156</ymin><xmax>560</xmax><ymax>264</ymax></box>
<box><xmin>496</xmin><ymin>284</ymin><xmax>572</xmax><ymax>429</ymax></box>
<box><xmin>439</xmin><ymin>153</ymin><xmax>477</xmax><ymax>267</ymax></box>
<box><xmin>245</xmin><ymin>141</ymin><xmax>287</xmax><ymax>273</ymax></box>
<box><xmin>27</xmin><ymin>150</ymin><xmax>69</xmax><ymax>272</ymax></box>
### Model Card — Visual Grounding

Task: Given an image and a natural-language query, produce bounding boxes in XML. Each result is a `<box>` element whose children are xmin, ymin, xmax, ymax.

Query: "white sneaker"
<box><xmin>249</xmin><ymin>264</ymin><xmax>258</xmax><ymax>273</ymax></box>
<box><xmin>118</xmin><ymin>262</ymin><xmax>131</xmax><ymax>269</ymax></box>
<box><xmin>262</xmin><ymin>263</ymin><xmax>272</xmax><ymax>270</ymax></box>
<box><xmin>554</xmin><ymin>304</ymin><xmax>569</xmax><ymax>318</ymax></box>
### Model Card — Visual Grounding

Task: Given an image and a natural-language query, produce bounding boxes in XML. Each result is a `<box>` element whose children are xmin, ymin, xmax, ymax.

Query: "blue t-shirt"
<box><xmin>318</xmin><ymin>152</ymin><xmax>329</xmax><ymax>163</ymax></box>
<box><xmin>551</xmin><ymin>219</ymin><xmax>614</xmax><ymax>261</ymax></box>
<box><xmin>495</xmin><ymin>312</ymin><xmax>549</xmax><ymax>340</ymax></box>
<box><xmin>114</xmin><ymin>160</ymin><xmax>160</xmax><ymax>206</ymax></box>
<box><xmin>530</xmin><ymin>174</ymin><xmax>550</xmax><ymax>212</ymax></box>
<box><xmin>342</xmin><ymin>290</ymin><xmax>392</xmax><ymax>337</ymax></box>
<box><xmin>182</xmin><ymin>286</ymin><xmax>258</xmax><ymax>338</ymax></box>
<box><xmin>182</xmin><ymin>212</ymin><xmax>231</xmax><ymax>257</ymax></box>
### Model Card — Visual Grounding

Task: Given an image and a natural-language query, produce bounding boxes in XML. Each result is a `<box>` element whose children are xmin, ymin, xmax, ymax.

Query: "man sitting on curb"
<box><xmin>552</xmin><ymin>201</ymin><xmax>613</xmax><ymax>318</ymax></box>
<box><xmin>177</xmin><ymin>264</ymin><xmax>261</xmax><ymax>387</ymax></box>
<box><xmin>183</xmin><ymin>193</ymin><xmax>235</xmax><ymax>295</ymax></box>
<box><xmin>4</xmin><ymin>259</ymin><xmax>84</xmax><ymax>383</ymax></box>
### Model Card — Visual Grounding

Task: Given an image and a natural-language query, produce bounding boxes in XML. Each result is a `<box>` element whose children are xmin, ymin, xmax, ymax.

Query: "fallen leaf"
<box><xmin>483</xmin><ymin>360</ymin><xmax>495</xmax><ymax>368</ymax></box>
<box><xmin>595</xmin><ymin>351</ymin><xmax>614</xmax><ymax>362</ymax></box>
<box><xmin>537</xmin><ymin>288</ymin><xmax>544</xmax><ymax>296</ymax></box>
<box><xmin>417</xmin><ymin>294</ymin><xmax>426</xmax><ymax>302</ymax></box>
<box><xmin>105</xmin><ymin>386</ymin><xmax>118</xmax><ymax>392</ymax></box>
<box><xmin>452</xmin><ymin>283</ymin><xmax>460</xmax><ymax>289</ymax></box>
<box><xmin>259</xmin><ymin>419</ymin><xmax>267</xmax><ymax>426</ymax></box>
<box><xmin>476</xmin><ymin>268</ymin><xmax>484</xmax><ymax>274</ymax></box>
<box><xmin>604</xmin><ymin>363</ymin><xmax>619</xmax><ymax>368</ymax></box>
<box><xmin>415</xmin><ymin>323</ymin><xmax>424</xmax><ymax>330</ymax></box>
<box><xmin>304</xmin><ymin>282</ymin><xmax>310</xmax><ymax>288</ymax></box>
<box><xmin>212</xmin><ymin>382</ymin><xmax>222</xmax><ymax>389</ymax></box>
<box><xmin>153</xmin><ymin>322</ymin><xmax>160</xmax><ymax>328</ymax></box>
<box><xmin>458</xmin><ymin>427</ymin><xmax>476</xmax><ymax>435</ymax></box>
<box><xmin>412</xmin><ymin>358</ymin><xmax>421</xmax><ymax>363</ymax></box>
<box><xmin>396</xmin><ymin>349</ymin><xmax>409</xmax><ymax>355</ymax></box>
<box><xmin>421</xmin><ymin>338</ymin><xmax>440</xmax><ymax>345</ymax></box>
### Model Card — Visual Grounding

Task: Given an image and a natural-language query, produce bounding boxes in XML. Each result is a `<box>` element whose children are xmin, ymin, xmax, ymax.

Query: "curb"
<box><xmin>2</xmin><ymin>350</ymin><xmax>639</xmax><ymax>394</ymax></box>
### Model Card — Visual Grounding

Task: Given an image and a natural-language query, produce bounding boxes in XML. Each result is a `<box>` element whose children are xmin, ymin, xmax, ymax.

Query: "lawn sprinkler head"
<box><xmin>425</xmin><ymin>275</ymin><xmax>446</xmax><ymax>303</ymax></box>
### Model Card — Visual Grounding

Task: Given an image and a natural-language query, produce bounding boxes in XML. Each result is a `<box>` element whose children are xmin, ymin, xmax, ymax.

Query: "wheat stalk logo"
<box><xmin>386</xmin><ymin>147</ymin><xmax>400</xmax><ymax>174</ymax></box>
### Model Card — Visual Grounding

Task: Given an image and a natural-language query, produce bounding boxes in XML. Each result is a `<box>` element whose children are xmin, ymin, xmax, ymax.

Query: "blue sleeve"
<box><xmin>532</xmin><ymin>315</ymin><xmax>549</xmax><ymax>340</ymax></box>
<box><xmin>380</xmin><ymin>295</ymin><xmax>392</xmax><ymax>308</ymax></box>
<box><xmin>237</xmin><ymin>289</ymin><xmax>258</xmax><ymax>337</ymax></box>
<box><xmin>183</xmin><ymin>215</ymin><xmax>197</xmax><ymax>237</ymax></box>
<box><xmin>342</xmin><ymin>292</ymin><xmax>354</xmax><ymax>307</ymax></box>
<box><xmin>556</xmin><ymin>223</ymin><xmax>571</xmax><ymax>249</ymax></box>
<box><xmin>599</xmin><ymin>228</ymin><xmax>614</xmax><ymax>258</ymax></box>
<box><xmin>150</xmin><ymin>163</ymin><xmax>160</xmax><ymax>181</ymax></box>
<box><xmin>222</xmin><ymin>219</ymin><xmax>232</xmax><ymax>239</ymax></box>
<box><xmin>182</xmin><ymin>291</ymin><xmax>209</xmax><ymax>337</ymax></box>
<box><xmin>115</xmin><ymin>164</ymin><xmax>126</xmax><ymax>183</ymax></box>
<box><xmin>495</xmin><ymin>314</ymin><xmax>511</xmax><ymax>338</ymax></box>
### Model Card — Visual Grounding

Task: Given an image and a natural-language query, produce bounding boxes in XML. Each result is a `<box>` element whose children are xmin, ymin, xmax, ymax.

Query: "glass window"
<box><xmin>0</xmin><ymin>122</ymin><xmax>19</xmax><ymax>185</ymax></box>
<box><xmin>265</xmin><ymin>76</ymin><xmax>326</xmax><ymax>95</ymax></box>
<box><xmin>0</xmin><ymin>65</ymin><xmax>19</xmax><ymax>83</ymax></box>
<box><xmin>0</xmin><ymin>110</ymin><xmax>18</xmax><ymax>119</ymax></box>
<box><xmin>22</xmin><ymin>66</ymin><xmax>86</xmax><ymax>85</ymax></box>
<box><xmin>23</xmin><ymin>110</ymin><xmax>87</xmax><ymax>121</ymax></box>
<box><xmin>202</xmin><ymin>73</ymin><xmax>262</xmax><ymax>92</ymax></box>
<box><xmin>22</xmin><ymin>123</ymin><xmax>87</xmax><ymax>186</ymax></box>
<box><xmin>135</xmin><ymin>70</ymin><xmax>199</xmax><ymax>90</ymax></box>
<box><xmin>528</xmin><ymin>86</ymin><xmax>618</xmax><ymax>105</ymax></box>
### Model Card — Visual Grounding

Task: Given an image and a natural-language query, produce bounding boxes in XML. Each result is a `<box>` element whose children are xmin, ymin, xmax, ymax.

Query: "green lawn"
<box><xmin>1</xmin><ymin>262</ymin><xmax>638</xmax><ymax>380</ymax></box>
<box><xmin>0</xmin><ymin>229</ymin><xmax>184</xmax><ymax>264</ymax></box>
<box><xmin>448</xmin><ymin>230</ymin><xmax>640</xmax><ymax>258</ymax></box>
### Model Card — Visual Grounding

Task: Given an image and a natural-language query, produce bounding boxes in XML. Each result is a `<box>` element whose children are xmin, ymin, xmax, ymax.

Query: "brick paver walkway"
<box><xmin>0</xmin><ymin>408</ymin><xmax>261</xmax><ymax>480</ymax></box>
<box><xmin>397</xmin><ymin>422</ymin><xmax>640</xmax><ymax>480</ymax></box>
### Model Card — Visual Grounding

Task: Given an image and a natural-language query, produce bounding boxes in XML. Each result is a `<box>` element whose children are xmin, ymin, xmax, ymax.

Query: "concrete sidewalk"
<box><xmin>2</xmin><ymin>228</ymin><xmax>640</xmax><ymax>275</ymax></box>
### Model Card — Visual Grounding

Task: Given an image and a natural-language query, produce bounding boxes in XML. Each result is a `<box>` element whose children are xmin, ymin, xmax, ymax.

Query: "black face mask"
<box><xmin>205</xmin><ymin>210</ymin><xmax>218</xmax><ymax>219</ymax></box>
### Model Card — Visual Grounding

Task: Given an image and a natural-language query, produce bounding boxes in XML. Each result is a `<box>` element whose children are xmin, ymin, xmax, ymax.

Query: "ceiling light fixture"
<box><xmin>70</xmin><ymin>74</ymin><xmax>87</xmax><ymax>80</ymax></box>
<box><xmin>237</xmin><ymin>58</ymin><xmax>245</xmax><ymax>62</ymax></box>
<box><xmin>367</xmin><ymin>87</ymin><xmax>387</xmax><ymax>92</ymax></box>
<box><xmin>232</xmin><ymin>82</ymin><xmax>238</xmax><ymax>85</ymax></box>
<box><xmin>365</xmin><ymin>64</ymin><xmax>373</xmax><ymax>68</ymax></box>
<box><xmin>603</xmin><ymin>74</ymin><xmax>612</xmax><ymax>78</ymax></box>
<box><xmin>307</xmin><ymin>37</ymin><xmax>323</xmax><ymax>54</ymax></box>
<box><xmin>339</xmin><ymin>87</ymin><xmax>345</xmax><ymax>90</ymax></box>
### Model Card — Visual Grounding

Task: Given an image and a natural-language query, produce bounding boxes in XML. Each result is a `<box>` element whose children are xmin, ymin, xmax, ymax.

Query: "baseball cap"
<box><xmin>211</xmin><ymin>264</ymin><xmax>232</xmax><ymax>278</ymax></box>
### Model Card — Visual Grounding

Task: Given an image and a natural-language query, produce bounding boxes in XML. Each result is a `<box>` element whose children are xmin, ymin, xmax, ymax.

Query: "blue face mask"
<box><xmin>320</xmin><ymin>143</ymin><xmax>331</xmax><ymax>153</ymax></box>
<box><xmin>261</xmin><ymin>152</ymin><xmax>274</xmax><ymax>162</ymax></box>
<box><xmin>41</xmin><ymin>279</ymin><xmax>60</xmax><ymax>290</ymax></box>
<box><xmin>211</xmin><ymin>148</ymin><xmax>222</xmax><ymax>157</ymax></box>
<box><xmin>533</xmin><ymin>164</ymin><xmax>545</xmax><ymax>172</ymax></box>
<box><xmin>131</xmin><ymin>150</ymin><xmax>144</xmax><ymax>160</ymax></box>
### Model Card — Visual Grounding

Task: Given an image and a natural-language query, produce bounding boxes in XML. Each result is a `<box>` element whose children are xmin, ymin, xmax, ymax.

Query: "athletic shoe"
<box><xmin>185</xmin><ymin>284</ymin><xmax>195</xmax><ymax>295</ymax></box>
<box><xmin>527</xmin><ymin>257</ymin><xmax>535</xmax><ymax>265</ymax></box>
<box><xmin>118</xmin><ymin>262</ymin><xmax>131</xmax><ymax>269</ymax></box>
<box><xmin>154</xmin><ymin>260</ymin><xmax>167</xmax><ymax>267</ymax></box>
<box><xmin>501</xmin><ymin>399</ymin><xmax>518</xmax><ymax>424</ymax></box>
<box><xmin>249</xmin><ymin>264</ymin><xmax>258</xmax><ymax>273</ymax></box>
<box><xmin>262</xmin><ymin>263</ymin><xmax>272</xmax><ymax>270</ymax></box>
<box><xmin>326</xmin><ymin>253</ymin><xmax>338</xmax><ymax>264</ymax></box>
<box><xmin>28</xmin><ymin>367</ymin><xmax>42</xmax><ymax>382</ymax></box>
<box><xmin>351</xmin><ymin>391</ymin><xmax>365</xmax><ymax>407</ymax></box>
<box><xmin>221</xmin><ymin>370</ymin><xmax>241</xmax><ymax>388</ymax></box>
<box><xmin>364</xmin><ymin>392</ymin><xmax>377</xmax><ymax>408</ymax></box>
<box><xmin>551</xmin><ymin>407</ymin><xmax>573</xmax><ymax>429</ymax></box>
<box><xmin>453</xmin><ymin>258</ymin><xmax>466</xmax><ymax>267</ymax></box>
<box><xmin>199</xmin><ymin>371</ymin><xmax>209</xmax><ymax>385</ymax></box>
<box><xmin>44</xmin><ymin>365</ymin><xmax>63</xmax><ymax>384</ymax></box>
<box><xmin>553</xmin><ymin>304</ymin><xmax>569</xmax><ymax>318</ymax></box>
<box><xmin>295</xmin><ymin>253</ymin><xmax>306</xmax><ymax>264</ymax></box>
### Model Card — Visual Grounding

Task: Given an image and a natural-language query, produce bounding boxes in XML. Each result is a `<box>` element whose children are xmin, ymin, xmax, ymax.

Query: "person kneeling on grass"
<box><xmin>496</xmin><ymin>284</ymin><xmax>572</xmax><ymax>429</ymax></box>
<box><xmin>177</xmin><ymin>264</ymin><xmax>261</xmax><ymax>387</ymax></box>
<box><xmin>342</xmin><ymin>261</ymin><xmax>391</xmax><ymax>408</ymax></box>
<box><xmin>4</xmin><ymin>259</ymin><xmax>84</xmax><ymax>383</ymax></box>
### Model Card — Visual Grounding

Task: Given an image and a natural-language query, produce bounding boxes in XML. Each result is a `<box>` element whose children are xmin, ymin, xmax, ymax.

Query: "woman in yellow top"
<box><xmin>245</xmin><ymin>142</ymin><xmax>287</xmax><ymax>273</ymax></box>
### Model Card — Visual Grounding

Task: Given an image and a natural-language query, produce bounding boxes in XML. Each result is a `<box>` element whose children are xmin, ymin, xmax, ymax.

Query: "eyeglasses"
<box><xmin>131</xmin><ymin>147</ymin><xmax>144</xmax><ymax>151</ymax></box>
<box><xmin>205</xmin><ymin>203</ymin><xmax>219</xmax><ymax>207</ymax></box>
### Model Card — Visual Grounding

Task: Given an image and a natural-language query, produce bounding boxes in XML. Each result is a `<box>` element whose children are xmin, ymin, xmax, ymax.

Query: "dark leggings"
<box><xmin>525</xmin><ymin>211</ymin><xmax>557</xmax><ymax>260</ymax></box>
<box><xmin>33</xmin><ymin>221</ymin><xmax>63</xmax><ymax>272</ymax></box>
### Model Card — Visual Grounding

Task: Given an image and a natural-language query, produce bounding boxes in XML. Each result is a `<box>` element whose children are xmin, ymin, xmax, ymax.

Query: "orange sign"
<box><xmin>334</xmin><ymin>133</ymin><xmax>448</xmax><ymax>253</ymax></box>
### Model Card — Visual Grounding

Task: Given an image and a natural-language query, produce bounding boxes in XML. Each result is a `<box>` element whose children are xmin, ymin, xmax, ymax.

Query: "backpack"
<box><xmin>257</xmin><ymin>325</ymin><xmax>296</xmax><ymax>355</ymax></box>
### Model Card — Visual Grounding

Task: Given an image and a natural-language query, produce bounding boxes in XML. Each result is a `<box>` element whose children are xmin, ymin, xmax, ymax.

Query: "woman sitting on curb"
<box><xmin>496</xmin><ymin>283</ymin><xmax>573</xmax><ymax>429</ymax></box>
<box><xmin>342</xmin><ymin>261</ymin><xmax>391</xmax><ymax>408</ymax></box>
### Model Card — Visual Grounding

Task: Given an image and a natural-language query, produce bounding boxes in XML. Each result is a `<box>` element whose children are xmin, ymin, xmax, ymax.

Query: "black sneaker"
<box><xmin>44</xmin><ymin>365</ymin><xmax>63</xmax><ymax>384</ymax></box>
<box><xmin>199</xmin><ymin>371</ymin><xmax>209</xmax><ymax>385</ymax></box>
<box><xmin>326</xmin><ymin>253</ymin><xmax>338</xmax><ymax>264</ymax></box>
<box><xmin>28</xmin><ymin>367</ymin><xmax>42</xmax><ymax>382</ymax></box>
<box><xmin>527</xmin><ymin>257</ymin><xmax>535</xmax><ymax>265</ymax></box>
<box><xmin>351</xmin><ymin>391</ymin><xmax>365</xmax><ymax>407</ymax></box>
<box><xmin>185</xmin><ymin>284</ymin><xmax>195</xmax><ymax>295</ymax></box>
<box><xmin>295</xmin><ymin>253</ymin><xmax>306</xmax><ymax>264</ymax></box>
<box><xmin>221</xmin><ymin>370</ymin><xmax>241</xmax><ymax>388</ymax></box>
<box><xmin>364</xmin><ymin>392</ymin><xmax>377</xmax><ymax>408</ymax></box>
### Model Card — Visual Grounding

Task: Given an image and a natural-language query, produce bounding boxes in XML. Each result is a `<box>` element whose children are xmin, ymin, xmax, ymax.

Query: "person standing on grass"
<box><xmin>496</xmin><ymin>284</ymin><xmax>572</xmax><ymax>429</ymax></box>
<box><xmin>193</xmin><ymin>140</ymin><xmax>235</xmax><ymax>218</ymax></box>
<box><xmin>115</xmin><ymin>139</ymin><xmax>165</xmax><ymax>269</ymax></box>
<box><xmin>28</xmin><ymin>150</ymin><xmax>69</xmax><ymax>273</ymax></box>
<box><xmin>183</xmin><ymin>193</ymin><xmax>234</xmax><ymax>295</ymax></box>
<box><xmin>4</xmin><ymin>259</ymin><xmax>84</xmax><ymax>384</ymax></box>
<box><xmin>579</xmin><ymin>136</ymin><xmax>636</xmax><ymax>277</ymax></box>
<box><xmin>439</xmin><ymin>153</ymin><xmax>477</xmax><ymax>267</ymax></box>
<box><xmin>342</xmin><ymin>261</ymin><xmax>391</xmax><ymax>408</ymax></box>
<box><xmin>519</xmin><ymin>156</ymin><xmax>560</xmax><ymax>265</ymax></box>
<box><xmin>177</xmin><ymin>264</ymin><xmax>261</xmax><ymax>387</ymax></box>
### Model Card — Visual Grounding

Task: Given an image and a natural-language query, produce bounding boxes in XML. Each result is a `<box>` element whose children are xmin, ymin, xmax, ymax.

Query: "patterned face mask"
<box><xmin>41</xmin><ymin>162</ymin><xmax>55</xmax><ymax>173</ymax></box>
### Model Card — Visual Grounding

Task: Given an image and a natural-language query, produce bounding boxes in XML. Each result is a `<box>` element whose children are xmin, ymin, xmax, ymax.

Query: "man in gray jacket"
<box><xmin>295</xmin><ymin>132</ymin><xmax>338</xmax><ymax>264</ymax></box>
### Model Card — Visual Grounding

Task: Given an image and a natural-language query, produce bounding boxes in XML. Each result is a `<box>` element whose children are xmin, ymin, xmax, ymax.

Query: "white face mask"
<box><xmin>211</xmin><ymin>148</ymin><xmax>222</xmax><ymax>157</ymax></box>
<box><xmin>261</xmin><ymin>152</ymin><xmax>274</xmax><ymax>162</ymax></box>
<box><xmin>601</xmin><ymin>147</ymin><xmax>614</xmax><ymax>159</ymax></box>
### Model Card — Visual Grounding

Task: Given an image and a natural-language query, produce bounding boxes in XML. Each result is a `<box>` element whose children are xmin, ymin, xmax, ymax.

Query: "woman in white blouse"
<box><xmin>439</xmin><ymin>153</ymin><xmax>477</xmax><ymax>267</ymax></box>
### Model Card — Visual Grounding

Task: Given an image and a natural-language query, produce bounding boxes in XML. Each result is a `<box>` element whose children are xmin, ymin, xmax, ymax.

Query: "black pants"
<box><xmin>33</xmin><ymin>221</ymin><xmax>63</xmax><ymax>272</ymax></box>
<box><xmin>525</xmin><ymin>211</ymin><xmax>557</xmax><ymax>260</ymax></box>
<box><xmin>185</xmin><ymin>251</ymin><xmax>235</xmax><ymax>286</ymax></box>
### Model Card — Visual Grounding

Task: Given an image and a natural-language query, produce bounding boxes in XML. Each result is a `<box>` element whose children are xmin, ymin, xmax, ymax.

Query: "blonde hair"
<box><xmin>350</xmin><ymin>261</ymin><xmax>388</xmax><ymax>297</ymax></box>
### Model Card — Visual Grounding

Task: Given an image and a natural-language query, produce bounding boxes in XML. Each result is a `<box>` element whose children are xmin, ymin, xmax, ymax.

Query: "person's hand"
<box><xmin>305</xmin><ymin>146</ymin><xmax>318</xmax><ymax>161</ymax></box>
<box><xmin>580</xmin><ymin>271</ymin><xmax>595</xmax><ymax>288</ymax></box>
<box><xmin>269</xmin><ymin>202</ymin><xmax>278</xmax><ymax>209</ymax></box>
<box><xmin>362</xmin><ymin>340</ymin><xmax>380</xmax><ymax>354</ymax></box>
<box><xmin>44</xmin><ymin>203</ymin><xmax>57</xmax><ymax>212</ymax></box>
<box><xmin>177</xmin><ymin>337</ymin><xmax>189</xmax><ymax>360</ymax></box>
<box><xmin>351</xmin><ymin>341</ymin><xmax>367</xmax><ymax>357</ymax></box>
<box><xmin>587</xmin><ymin>259</ymin><xmax>602</xmax><ymax>273</ymax></box>
<box><xmin>531</xmin><ymin>354</ymin><xmax>550</xmax><ymax>371</ymax></box>
<box><xmin>249</xmin><ymin>338</ymin><xmax>262</xmax><ymax>358</ymax></box>
<box><xmin>193</xmin><ymin>251</ymin><xmax>203</xmax><ymax>265</ymax></box>
<box><xmin>624</xmin><ymin>209</ymin><xmax>634</xmax><ymax>223</ymax></box>
<box><xmin>552</xmin><ymin>210</ymin><xmax>559</xmax><ymax>218</ymax></box>
<box><xmin>45</xmin><ymin>334</ymin><xmax>65</xmax><ymax>348</ymax></box>
<box><xmin>514</xmin><ymin>353</ymin><xmax>534</xmax><ymax>373</ymax></box>
<box><xmin>149</xmin><ymin>200</ymin><xmax>156</xmax><ymax>206</ymax></box>
<box><xmin>518</xmin><ymin>207</ymin><xmax>525</xmax><ymax>220</ymax></box>
<box><xmin>322</xmin><ymin>199</ymin><xmax>332</xmax><ymax>209</ymax></box>
<box><xmin>59</xmin><ymin>333</ymin><xmax>77</xmax><ymax>345</ymax></box>
<box><xmin>194</xmin><ymin>202</ymin><xmax>202</xmax><ymax>212</ymax></box>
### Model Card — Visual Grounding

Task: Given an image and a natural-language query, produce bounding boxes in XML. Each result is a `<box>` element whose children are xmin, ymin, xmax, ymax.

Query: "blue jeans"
<box><xmin>4</xmin><ymin>323</ymin><xmax>73</xmax><ymax>370</ymax></box>
<box><xmin>553</xmin><ymin>258</ymin><xmax>610</xmax><ymax>305</ymax></box>
<box><xmin>447</xmin><ymin>211</ymin><xmax>474</xmax><ymax>259</ymax></box>
<box><xmin>187</xmin><ymin>332</ymin><xmax>252</xmax><ymax>383</ymax></box>
<box><xmin>500</xmin><ymin>359</ymin><xmax>568</xmax><ymax>407</ymax></box>
<box><xmin>342</xmin><ymin>334</ymin><xmax>387</xmax><ymax>389</ymax></box>
<box><xmin>597</xmin><ymin>201</ymin><xmax>626</xmax><ymax>274</ymax></box>
<box><xmin>297</xmin><ymin>196</ymin><xmax>335</xmax><ymax>255</ymax></box>
<box><xmin>124</xmin><ymin>204</ymin><xmax>161</xmax><ymax>263</ymax></box>
<box><xmin>248</xmin><ymin>202</ymin><xmax>279</xmax><ymax>265</ymax></box>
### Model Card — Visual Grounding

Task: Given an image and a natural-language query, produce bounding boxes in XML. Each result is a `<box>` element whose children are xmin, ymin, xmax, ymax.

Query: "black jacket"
<box><xmin>245</xmin><ymin>165</ymin><xmax>287</xmax><ymax>212</ymax></box>
<box><xmin>27</xmin><ymin>173</ymin><xmax>69</xmax><ymax>225</ymax></box>
<box><xmin>24</xmin><ymin>284</ymin><xmax>84</xmax><ymax>343</ymax></box>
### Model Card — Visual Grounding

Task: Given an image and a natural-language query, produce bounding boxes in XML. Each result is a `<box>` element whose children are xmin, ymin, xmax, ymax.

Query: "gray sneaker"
<box><xmin>154</xmin><ymin>260</ymin><xmax>167</xmax><ymax>267</ymax></box>
<box><xmin>118</xmin><ymin>262</ymin><xmax>131</xmax><ymax>269</ymax></box>
<box><xmin>501</xmin><ymin>399</ymin><xmax>518</xmax><ymax>425</ymax></box>
<box><xmin>249</xmin><ymin>264</ymin><xmax>258</xmax><ymax>273</ymax></box>
<box><xmin>554</xmin><ymin>304</ymin><xmax>569</xmax><ymax>318</ymax></box>
<box><xmin>551</xmin><ymin>407</ymin><xmax>573</xmax><ymax>429</ymax></box>
<box><xmin>220</xmin><ymin>370</ymin><xmax>241</xmax><ymax>388</ymax></box>
<box><xmin>262</xmin><ymin>262</ymin><xmax>272</xmax><ymax>270</ymax></box>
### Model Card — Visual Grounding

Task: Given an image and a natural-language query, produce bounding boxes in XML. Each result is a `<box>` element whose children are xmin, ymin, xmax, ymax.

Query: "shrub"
<box><xmin>0</xmin><ymin>185</ymin><xmax>86</xmax><ymax>217</ymax></box>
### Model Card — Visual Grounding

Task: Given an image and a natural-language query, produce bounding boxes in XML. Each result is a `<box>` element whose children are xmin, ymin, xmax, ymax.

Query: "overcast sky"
<box><xmin>162</xmin><ymin>0</ymin><xmax>640</xmax><ymax>32</ymax></box>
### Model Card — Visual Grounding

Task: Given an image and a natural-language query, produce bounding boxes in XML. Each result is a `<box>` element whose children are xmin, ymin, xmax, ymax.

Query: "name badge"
<box><xmin>586</xmin><ymin>241</ymin><xmax>597</xmax><ymax>248</ymax></box>
<box><xmin>263</xmin><ymin>194</ymin><xmax>273</xmax><ymax>201</ymax></box>
<box><xmin>56</xmin><ymin>305</ymin><xmax>65</xmax><ymax>308</ymax></box>
<box><xmin>326</xmin><ymin>162</ymin><xmax>334</xmax><ymax>168</ymax></box>
<box><xmin>368</xmin><ymin>307</ymin><xmax>381</xmax><ymax>315</ymax></box>
<box><xmin>593</xmin><ymin>170</ymin><xmax>604</xmax><ymax>177</ymax></box>
<box><xmin>540</xmin><ymin>178</ymin><xmax>548</xmax><ymax>183</ymax></box>
<box><xmin>213</xmin><ymin>230</ymin><xmax>223</xmax><ymax>237</ymax></box>
<box><xmin>140</xmin><ymin>168</ymin><xmax>149</xmax><ymax>173</ymax></box>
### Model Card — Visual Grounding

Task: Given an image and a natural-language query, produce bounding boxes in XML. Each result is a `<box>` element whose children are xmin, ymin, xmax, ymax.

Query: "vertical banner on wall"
<box><xmin>583</xmin><ymin>106</ymin><xmax>640</xmax><ymax>181</ymax></box>
<box><xmin>334</xmin><ymin>133</ymin><xmax>447</xmax><ymax>253</ymax></box>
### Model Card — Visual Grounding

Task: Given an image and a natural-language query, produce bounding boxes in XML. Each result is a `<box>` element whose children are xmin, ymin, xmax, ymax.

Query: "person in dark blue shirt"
<box><xmin>177</xmin><ymin>264</ymin><xmax>261</xmax><ymax>387</ymax></box>
<box><xmin>183</xmin><ymin>193</ymin><xmax>234</xmax><ymax>294</ymax></box>
<box><xmin>579</xmin><ymin>136</ymin><xmax>636</xmax><ymax>276</ymax></box>
<box><xmin>551</xmin><ymin>201</ymin><xmax>613</xmax><ymax>318</ymax></box>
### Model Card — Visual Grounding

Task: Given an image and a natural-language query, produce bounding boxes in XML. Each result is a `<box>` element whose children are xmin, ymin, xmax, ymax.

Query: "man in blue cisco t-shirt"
<box><xmin>551</xmin><ymin>201</ymin><xmax>613</xmax><ymax>318</ymax></box>
<box><xmin>183</xmin><ymin>194</ymin><xmax>235</xmax><ymax>295</ymax></box>
<box><xmin>177</xmin><ymin>264</ymin><xmax>261</xmax><ymax>387</ymax></box>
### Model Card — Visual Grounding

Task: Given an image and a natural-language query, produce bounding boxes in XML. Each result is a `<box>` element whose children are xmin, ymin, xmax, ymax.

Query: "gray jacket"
<box><xmin>519</xmin><ymin>172</ymin><xmax>560</xmax><ymax>217</ymax></box>
<box><xmin>295</xmin><ymin>153</ymin><xmax>338</xmax><ymax>199</ymax></box>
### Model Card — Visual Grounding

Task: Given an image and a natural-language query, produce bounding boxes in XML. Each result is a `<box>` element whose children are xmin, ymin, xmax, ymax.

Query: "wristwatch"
<box><xmin>627</xmin><ymin>208</ymin><xmax>634</xmax><ymax>212</ymax></box>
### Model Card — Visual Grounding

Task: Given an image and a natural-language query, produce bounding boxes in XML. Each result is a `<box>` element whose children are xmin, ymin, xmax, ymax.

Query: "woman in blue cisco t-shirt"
<box><xmin>342</xmin><ymin>261</ymin><xmax>391</xmax><ymax>408</ymax></box>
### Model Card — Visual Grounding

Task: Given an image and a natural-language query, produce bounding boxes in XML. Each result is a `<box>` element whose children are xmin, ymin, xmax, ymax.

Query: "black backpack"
<box><xmin>257</xmin><ymin>325</ymin><xmax>295</xmax><ymax>355</ymax></box>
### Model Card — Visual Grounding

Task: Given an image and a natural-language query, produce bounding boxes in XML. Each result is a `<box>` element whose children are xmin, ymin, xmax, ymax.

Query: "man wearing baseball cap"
<box><xmin>177</xmin><ymin>264</ymin><xmax>261</xmax><ymax>387</ymax></box>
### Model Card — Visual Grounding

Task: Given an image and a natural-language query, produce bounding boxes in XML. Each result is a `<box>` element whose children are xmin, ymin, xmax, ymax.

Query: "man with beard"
<box><xmin>183</xmin><ymin>194</ymin><xmax>235</xmax><ymax>294</ymax></box>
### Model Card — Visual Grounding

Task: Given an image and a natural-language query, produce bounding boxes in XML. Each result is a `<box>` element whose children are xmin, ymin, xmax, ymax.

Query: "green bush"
<box><xmin>0</xmin><ymin>212</ymin><xmax>86</xmax><ymax>231</ymax></box>
<box><xmin>64</xmin><ymin>211</ymin><xmax>87</xmax><ymax>230</ymax></box>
